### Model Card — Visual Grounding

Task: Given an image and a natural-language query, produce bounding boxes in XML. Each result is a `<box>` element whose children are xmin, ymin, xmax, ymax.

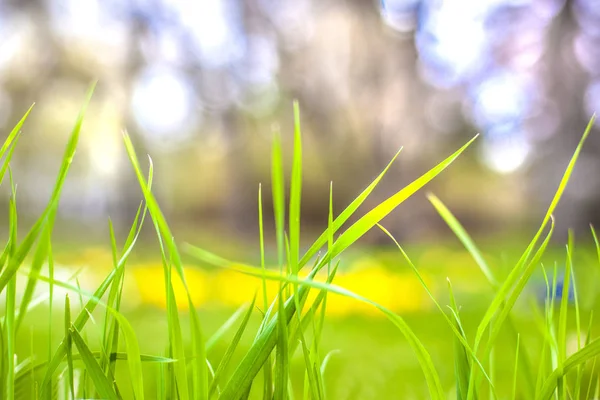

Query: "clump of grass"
<box><xmin>0</xmin><ymin>84</ymin><xmax>598</xmax><ymax>399</ymax></box>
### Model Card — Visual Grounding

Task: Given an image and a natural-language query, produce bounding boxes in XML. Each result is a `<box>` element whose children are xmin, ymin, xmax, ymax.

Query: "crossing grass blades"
<box><xmin>0</xmin><ymin>83</ymin><xmax>598</xmax><ymax>399</ymax></box>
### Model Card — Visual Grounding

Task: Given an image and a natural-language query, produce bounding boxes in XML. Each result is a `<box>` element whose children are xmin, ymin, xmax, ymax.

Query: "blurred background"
<box><xmin>1</xmin><ymin>0</ymin><xmax>600</xmax><ymax>250</ymax></box>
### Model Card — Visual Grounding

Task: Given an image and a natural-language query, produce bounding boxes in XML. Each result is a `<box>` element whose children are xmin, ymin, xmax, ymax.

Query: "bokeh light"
<box><xmin>131</xmin><ymin>64</ymin><xmax>199</xmax><ymax>145</ymax></box>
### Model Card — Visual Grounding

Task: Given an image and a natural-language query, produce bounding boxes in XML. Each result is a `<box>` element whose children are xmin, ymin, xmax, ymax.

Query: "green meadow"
<box><xmin>2</xmin><ymin>85</ymin><xmax>600</xmax><ymax>399</ymax></box>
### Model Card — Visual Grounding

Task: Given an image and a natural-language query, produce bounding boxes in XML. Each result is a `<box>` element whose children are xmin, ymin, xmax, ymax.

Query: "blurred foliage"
<box><xmin>0</xmin><ymin>0</ymin><xmax>599</xmax><ymax>243</ymax></box>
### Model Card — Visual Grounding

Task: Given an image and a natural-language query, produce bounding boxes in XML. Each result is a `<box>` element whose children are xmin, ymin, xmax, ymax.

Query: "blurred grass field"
<box><xmin>10</xmin><ymin>239</ymin><xmax>600</xmax><ymax>399</ymax></box>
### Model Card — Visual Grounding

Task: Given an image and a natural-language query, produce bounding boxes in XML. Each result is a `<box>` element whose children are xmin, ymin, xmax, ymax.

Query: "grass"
<box><xmin>0</xmin><ymin>84</ymin><xmax>599</xmax><ymax>399</ymax></box>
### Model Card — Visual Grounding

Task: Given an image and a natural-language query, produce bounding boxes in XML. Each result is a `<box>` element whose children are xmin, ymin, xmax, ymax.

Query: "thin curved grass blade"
<box><xmin>209</xmin><ymin>296</ymin><xmax>256</xmax><ymax>398</ymax></box>
<box><xmin>70</xmin><ymin>326</ymin><xmax>118</xmax><ymax>400</ymax></box>
<box><xmin>327</xmin><ymin>135</ymin><xmax>478</xmax><ymax>265</ymax></box>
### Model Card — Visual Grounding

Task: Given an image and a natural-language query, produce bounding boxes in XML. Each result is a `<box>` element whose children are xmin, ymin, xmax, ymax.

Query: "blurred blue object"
<box><xmin>537</xmin><ymin>272</ymin><xmax>575</xmax><ymax>305</ymax></box>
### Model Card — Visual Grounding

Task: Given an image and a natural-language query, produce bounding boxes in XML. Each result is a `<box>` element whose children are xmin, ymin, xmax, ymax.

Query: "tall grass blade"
<box><xmin>206</xmin><ymin>303</ymin><xmax>248</xmax><ymax>352</ymax></box>
<box><xmin>289</xmin><ymin>100</ymin><xmax>302</xmax><ymax>276</ymax></box>
<box><xmin>271</xmin><ymin>128</ymin><xmax>286</xmax><ymax>274</ymax></box>
<box><xmin>298</xmin><ymin>147</ymin><xmax>402</xmax><ymax>269</ymax></box>
<box><xmin>557</xmin><ymin>233</ymin><xmax>574</xmax><ymax>399</ymax></box>
<box><xmin>448</xmin><ymin>278</ymin><xmax>471</xmax><ymax>400</ymax></box>
<box><xmin>4</xmin><ymin>173</ymin><xmax>18</xmax><ymax>400</ymax></box>
<box><xmin>123</xmin><ymin>134</ymin><xmax>208</xmax><ymax>400</ymax></box>
<box><xmin>257</xmin><ymin>183</ymin><xmax>273</xmax><ymax>399</ymax></box>
<box><xmin>273</xmin><ymin>293</ymin><xmax>290</xmax><ymax>400</ymax></box>
<box><xmin>70</xmin><ymin>326</ymin><xmax>118</xmax><ymax>400</ymax></box>
<box><xmin>209</xmin><ymin>296</ymin><xmax>256</xmax><ymax>398</ymax></box>
<box><xmin>512</xmin><ymin>334</ymin><xmax>520</xmax><ymax>400</ymax></box>
<box><xmin>326</xmin><ymin>136</ymin><xmax>477</xmax><ymax>265</ymax></box>
<box><xmin>64</xmin><ymin>295</ymin><xmax>75</xmax><ymax>400</ymax></box>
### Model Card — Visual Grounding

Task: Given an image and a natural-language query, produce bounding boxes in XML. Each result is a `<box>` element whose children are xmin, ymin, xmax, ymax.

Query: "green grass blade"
<box><xmin>472</xmin><ymin>218</ymin><xmax>555</xmax><ymax>397</ymax></box>
<box><xmin>107</xmin><ymin>308</ymin><xmax>145</xmax><ymax>400</ymax></box>
<box><xmin>4</xmin><ymin>174</ymin><xmax>17</xmax><ymax>400</ymax></box>
<box><xmin>592</xmin><ymin>225</ymin><xmax>600</xmax><ymax>265</ymax></box>
<box><xmin>0</xmin><ymin>133</ymin><xmax>21</xmax><ymax>188</ymax></box>
<box><xmin>298</xmin><ymin>147</ymin><xmax>402</xmax><ymax>269</ymax></box>
<box><xmin>15</xmin><ymin>228</ymin><xmax>50</xmax><ymax>332</ymax></box>
<box><xmin>29</xmin><ymin>271</ymin><xmax>145</xmax><ymax>399</ymax></box>
<box><xmin>70</xmin><ymin>326</ymin><xmax>118</xmax><ymax>400</ymax></box>
<box><xmin>448</xmin><ymin>279</ymin><xmax>471</xmax><ymax>400</ymax></box>
<box><xmin>557</xmin><ymin>234</ymin><xmax>574</xmax><ymax>399</ymax></box>
<box><xmin>258</xmin><ymin>183</ymin><xmax>273</xmax><ymax>399</ymax></box>
<box><xmin>428</xmin><ymin>194</ymin><xmax>497</xmax><ymax>286</ymax></box>
<box><xmin>273</xmin><ymin>293</ymin><xmax>290</xmax><ymax>400</ymax></box>
<box><xmin>512</xmin><ymin>334</ymin><xmax>521</xmax><ymax>400</ymax></box>
<box><xmin>65</xmin><ymin>294</ymin><xmax>75</xmax><ymax>400</ymax></box>
<box><xmin>584</xmin><ymin>313</ymin><xmax>595</xmax><ymax>400</ymax></box>
<box><xmin>0</xmin><ymin>104</ymin><xmax>33</xmax><ymax>162</ymax></box>
<box><xmin>123</xmin><ymin>134</ymin><xmax>207</xmax><ymax>400</ymax></box>
<box><xmin>209</xmin><ymin>296</ymin><xmax>256</xmax><ymax>398</ymax></box>
<box><xmin>101</xmin><ymin>220</ymin><xmax>125</xmax><ymax>376</ymax></box>
<box><xmin>289</xmin><ymin>100</ymin><xmax>302</xmax><ymax>276</ymax></box>
<box><xmin>271</xmin><ymin>128</ymin><xmax>286</xmax><ymax>274</ymax></box>
<box><xmin>206</xmin><ymin>303</ymin><xmax>248</xmax><ymax>352</ymax></box>
<box><xmin>327</xmin><ymin>135</ymin><xmax>477</xmax><ymax>265</ymax></box>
